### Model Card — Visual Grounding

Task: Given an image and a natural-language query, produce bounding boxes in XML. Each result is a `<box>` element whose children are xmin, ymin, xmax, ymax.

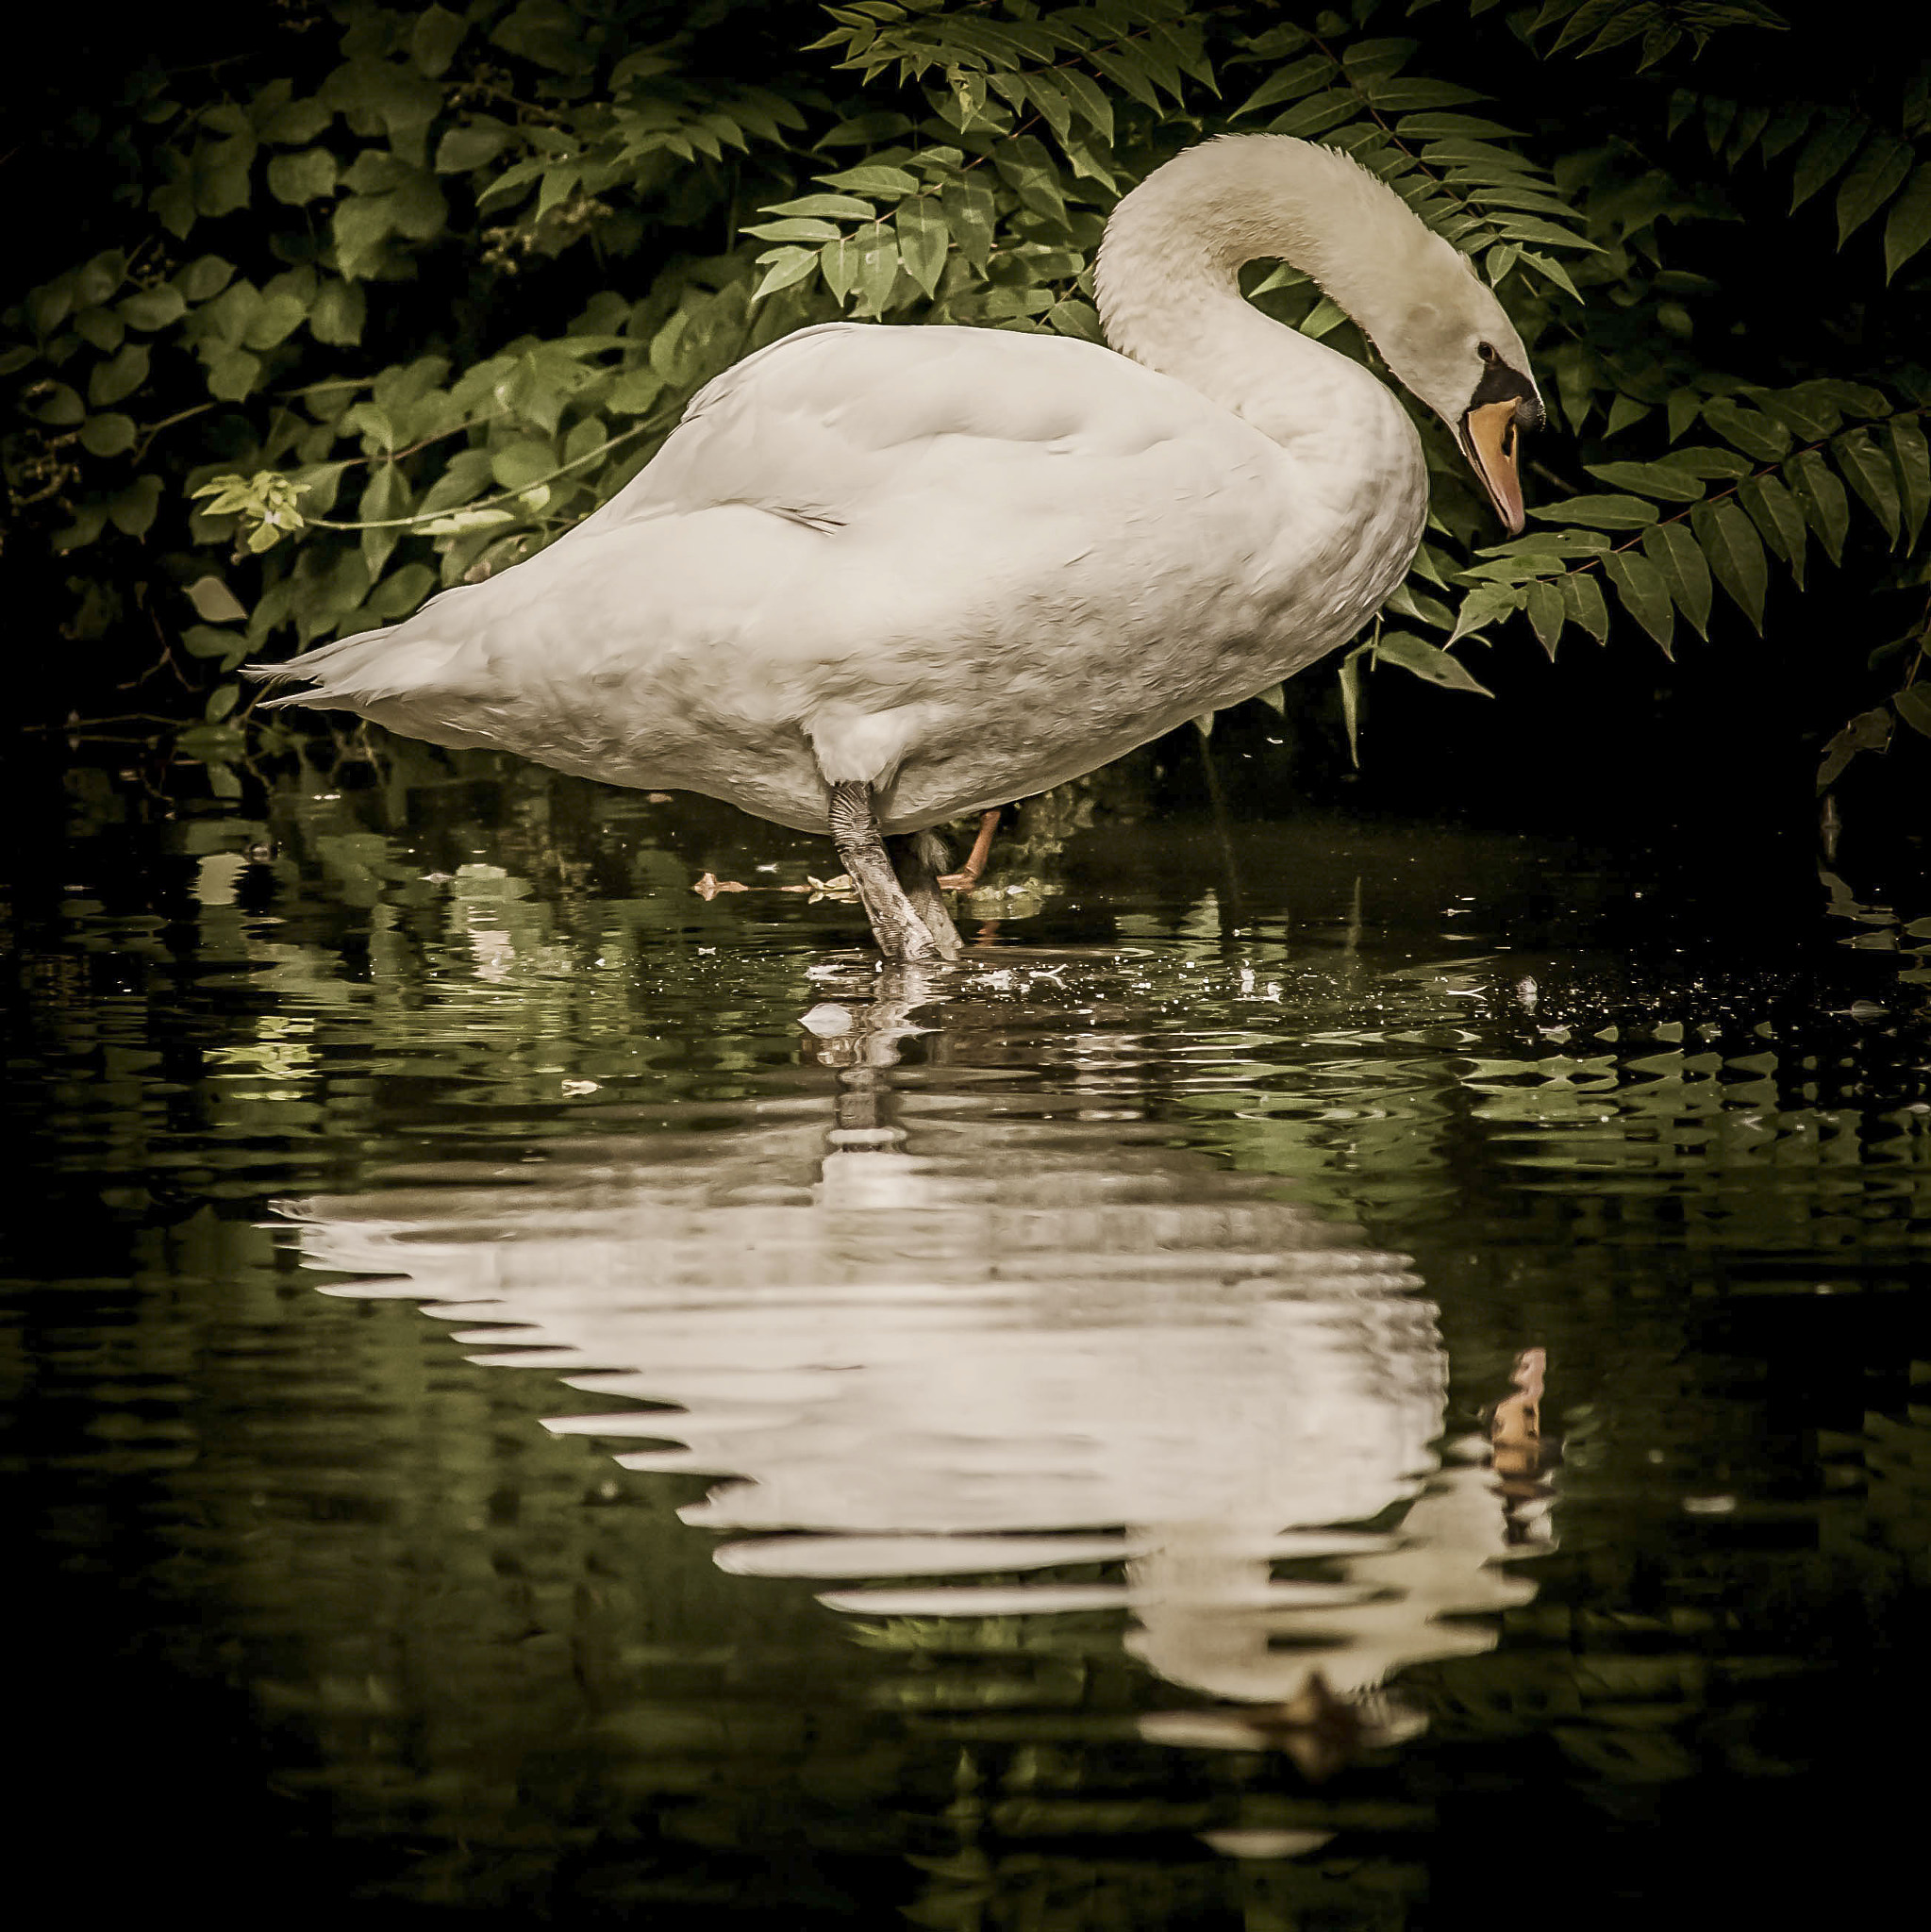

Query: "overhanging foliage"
<box><xmin>5</xmin><ymin>0</ymin><xmax>1928</xmax><ymax>790</ymax></box>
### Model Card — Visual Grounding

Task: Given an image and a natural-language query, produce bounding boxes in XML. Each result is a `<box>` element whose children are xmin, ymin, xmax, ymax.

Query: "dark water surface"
<box><xmin>6</xmin><ymin>744</ymin><xmax>1928</xmax><ymax>1925</ymax></box>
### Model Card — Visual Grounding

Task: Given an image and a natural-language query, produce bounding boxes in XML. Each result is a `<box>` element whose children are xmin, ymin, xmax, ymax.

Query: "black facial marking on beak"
<box><xmin>1471</xmin><ymin>355</ymin><xmax>1540</xmax><ymax>417</ymax></box>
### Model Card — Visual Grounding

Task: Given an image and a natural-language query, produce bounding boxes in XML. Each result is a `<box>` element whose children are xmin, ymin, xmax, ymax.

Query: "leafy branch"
<box><xmin>5</xmin><ymin>0</ymin><xmax>1929</xmax><ymax>795</ymax></box>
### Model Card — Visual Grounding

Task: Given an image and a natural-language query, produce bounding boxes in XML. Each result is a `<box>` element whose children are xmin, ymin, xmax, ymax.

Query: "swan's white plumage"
<box><xmin>257</xmin><ymin>136</ymin><xmax>1536</xmax><ymax>833</ymax></box>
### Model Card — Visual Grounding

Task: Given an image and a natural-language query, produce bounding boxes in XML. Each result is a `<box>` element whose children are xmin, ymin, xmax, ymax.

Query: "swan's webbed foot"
<box><xmin>937</xmin><ymin>808</ymin><xmax>1002</xmax><ymax>892</ymax></box>
<box><xmin>827</xmin><ymin>781</ymin><xmax>952</xmax><ymax>961</ymax></box>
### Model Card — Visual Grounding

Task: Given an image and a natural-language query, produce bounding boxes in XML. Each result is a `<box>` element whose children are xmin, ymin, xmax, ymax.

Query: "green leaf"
<box><xmin>854</xmin><ymin>233</ymin><xmax>901</xmax><ymax>316</ymax></box>
<box><xmin>108</xmin><ymin>475</ymin><xmax>162</xmax><ymax>537</ymax></box>
<box><xmin>88</xmin><ymin>342</ymin><xmax>150</xmax><ymax>408</ymax></box>
<box><xmin>762</xmin><ymin>192</ymin><xmax>874</xmax><ymax>220</ymax></box>
<box><xmin>333</xmin><ymin>196</ymin><xmax>394</xmax><ymax>279</ymax></box>
<box><xmin>421</xmin><ymin>507</ymin><xmax>515</xmax><ymax>535</ymax></box>
<box><xmin>1044</xmin><ymin>298</ymin><xmax>1105</xmax><ymax>343</ymax></box>
<box><xmin>1817</xmin><ymin>706</ymin><xmax>1891</xmax><ymax>791</ymax></box>
<box><xmin>416</xmin><ymin>448</ymin><xmax>494</xmax><ymax>515</ymax></box>
<box><xmin>490</xmin><ymin>441</ymin><xmax>557</xmax><ymax>491</ymax></box>
<box><xmin>258</xmin><ymin>96</ymin><xmax>332</xmax><ymax>145</ymax></box>
<box><xmin>1604</xmin><ymin>394</ymin><xmax>1648</xmax><ymax>439</ymax></box>
<box><xmin>752</xmin><ymin>246</ymin><xmax>819</xmax><ymax>302</ymax></box>
<box><xmin>895</xmin><ymin>202</ymin><xmax>948</xmax><ymax>298</ymax></box>
<box><xmin>1022</xmin><ymin>71</ymin><xmax>1074</xmax><ymax>147</ymax></box>
<box><xmin>820</xmin><ymin>234</ymin><xmax>862</xmax><ymax>304</ymax></box>
<box><xmin>1396</xmin><ymin>112</ymin><xmax>1522</xmax><ymax>140</ymax></box>
<box><xmin>53</xmin><ymin>503</ymin><xmax>108</xmax><ymax>551</ymax></box>
<box><xmin>79</xmin><ymin>412</ymin><xmax>137</xmax><ymax>458</ymax></box>
<box><xmin>267</xmin><ymin>147</ymin><xmax>337</xmax><ymax>206</ymax></box>
<box><xmin>181</xmin><ymin>623</ymin><xmax>242</xmax><ymax>659</ymax></box>
<box><xmin>410</xmin><ymin>3</ymin><xmax>467</xmax><ymax>76</ymax></box>
<box><xmin>1790</xmin><ymin>113</ymin><xmax>1865</xmax><ymax>210</ymax></box>
<box><xmin>388</xmin><ymin>171</ymin><xmax>448</xmax><ymax>240</ymax></box>
<box><xmin>1559</xmin><ymin>572</ymin><xmax>1611</xmax><ymax>642</ymax></box>
<box><xmin>1057</xmin><ymin>69</ymin><xmax>1114</xmax><ymax>144</ymax></box>
<box><xmin>1363</xmin><ymin>78</ymin><xmax>1487</xmax><ymax>110</ymax></box>
<box><xmin>816</xmin><ymin>163</ymin><xmax>919</xmax><ymax>199</ymax></box>
<box><xmin>1739</xmin><ymin>475</ymin><xmax>1808</xmax><ymax>590</ymax></box>
<box><xmin>743</xmin><ymin>217</ymin><xmax>846</xmax><ymax>242</ymax></box>
<box><xmin>1836</xmin><ymin>429</ymin><xmax>1901</xmax><ymax>543</ymax></box>
<box><xmin>1525</xmin><ymin>578</ymin><xmax>1564</xmax><ymax>658</ymax></box>
<box><xmin>1886</xmin><ymin>419</ymin><xmax>1931</xmax><ymax>546</ymax></box>
<box><xmin>1233</xmin><ymin>55</ymin><xmax>1335</xmax><ymax>119</ymax></box>
<box><xmin>1267</xmin><ymin>91</ymin><xmax>1359</xmax><ymax>140</ymax></box>
<box><xmin>1758</xmin><ymin>102</ymin><xmax>1812</xmax><ymax>161</ymax></box>
<box><xmin>1836</xmin><ymin>135</ymin><xmax>1913</xmax><ymax>244</ymax></box>
<box><xmin>1087</xmin><ymin>46</ymin><xmax>1163</xmax><ymax>112</ymax></box>
<box><xmin>1584</xmin><ymin>460</ymin><xmax>1705</xmax><ymax>503</ymax></box>
<box><xmin>1489</xmin><ymin>213</ymin><xmax>1597</xmax><ymax>252</ymax></box>
<box><xmin>175</xmin><ymin>256</ymin><xmax>234</xmax><ymax>302</ymax></box>
<box><xmin>1446</xmin><ymin>581</ymin><xmax>1527</xmax><ymax>642</ymax></box>
<box><xmin>1516</xmin><ymin>250</ymin><xmax>1583</xmax><ymax>302</ymax></box>
<box><xmin>941</xmin><ymin>180</ymin><xmax>995</xmax><ymax>272</ymax></box>
<box><xmin>1642</xmin><ymin>521</ymin><xmax>1712</xmax><ymax>637</ymax></box>
<box><xmin>1809</xmin><ymin>379</ymin><xmax>1889</xmax><ymax>417</ymax></box>
<box><xmin>118</xmin><ymin>285</ymin><xmax>186</xmax><ymax>331</ymax></box>
<box><xmin>1754</xmin><ymin>388</ymin><xmax>1839</xmax><ymax>441</ymax></box>
<box><xmin>1884</xmin><ymin>166</ymin><xmax>1931</xmax><ymax>279</ymax></box>
<box><xmin>1895</xmin><ymin>685</ymin><xmax>1931</xmax><ymax>740</ymax></box>
<box><xmin>1702</xmin><ymin>399</ymin><xmax>1791</xmax><ymax>460</ymax></box>
<box><xmin>1338</xmin><ymin>643</ymin><xmax>1365</xmax><ymax>767</ymax></box>
<box><xmin>1603</xmin><ymin>549</ymin><xmax>1675</xmax><ymax>655</ymax></box>
<box><xmin>243</xmin><ymin>292</ymin><xmax>308</xmax><ymax>351</ymax></box>
<box><xmin>74</xmin><ymin>306</ymin><xmax>124</xmax><ymax>353</ymax></box>
<box><xmin>1690</xmin><ymin>500</ymin><xmax>1768</xmax><ymax>631</ymax></box>
<box><xmin>1656</xmin><ymin>445</ymin><xmax>1754</xmax><ymax>480</ymax></box>
<box><xmin>186</xmin><ymin>575</ymin><xmax>248</xmax><ymax>623</ymax></box>
<box><xmin>1787</xmin><ymin>448</ymin><xmax>1851</xmax><ymax>565</ymax></box>
<box><xmin>1528</xmin><ymin>493</ymin><xmax>1658</xmax><ymax>530</ymax></box>
<box><xmin>491</xmin><ymin>0</ymin><xmax>591</xmax><ymax>74</ymax></box>
<box><xmin>1374</xmin><ymin>630</ymin><xmax>1493</xmax><ymax>695</ymax></box>
<box><xmin>206</xmin><ymin>348</ymin><xmax>262</xmax><ymax>401</ymax></box>
<box><xmin>436</xmin><ymin>120</ymin><xmax>514</xmax><ymax>174</ymax></box>
<box><xmin>359</xmin><ymin>463</ymin><xmax>408</xmax><ymax>578</ymax></box>
<box><xmin>34</xmin><ymin>383</ymin><xmax>85</xmax><ymax>426</ymax></box>
<box><xmin>194</xmin><ymin>134</ymin><xmax>257</xmax><ymax>219</ymax></box>
<box><xmin>310</xmin><ymin>279</ymin><xmax>365</xmax><ymax>345</ymax></box>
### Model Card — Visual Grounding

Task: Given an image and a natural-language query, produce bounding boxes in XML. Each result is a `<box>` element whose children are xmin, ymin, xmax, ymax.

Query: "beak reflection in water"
<box><xmin>283</xmin><ymin>959</ymin><xmax>1554</xmax><ymax>1780</ymax></box>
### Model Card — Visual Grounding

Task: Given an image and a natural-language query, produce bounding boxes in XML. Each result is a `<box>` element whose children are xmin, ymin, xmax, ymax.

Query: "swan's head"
<box><xmin>1354</xmin><ymin>225</ymin><xmax>1543</xmax><ymax>535</ymax></box>
<box><xmin>1095</xmin><ymin>136</ymin><xmax>1548</xmax><ymax>531</ymax></box>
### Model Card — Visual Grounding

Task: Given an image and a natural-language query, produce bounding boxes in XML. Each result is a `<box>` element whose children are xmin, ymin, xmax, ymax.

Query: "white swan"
<box><xmin>251</xmin><ymin>135</ymin><xmax>1541</xmax><ymax>958</ymax></box>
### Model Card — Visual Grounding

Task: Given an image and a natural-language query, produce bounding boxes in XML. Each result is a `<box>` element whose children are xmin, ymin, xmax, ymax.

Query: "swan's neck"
<box><xmin>1094</xmin><ymin>138</ymin><xmax>1421</xmax><ymax>473</ymax></box>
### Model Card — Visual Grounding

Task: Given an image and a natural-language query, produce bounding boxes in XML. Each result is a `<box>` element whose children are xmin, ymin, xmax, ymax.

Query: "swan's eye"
<box><xmin>1477</xmin><ymin>341</ymin><xmax>1501</xmax><ymax>365</ymax></box>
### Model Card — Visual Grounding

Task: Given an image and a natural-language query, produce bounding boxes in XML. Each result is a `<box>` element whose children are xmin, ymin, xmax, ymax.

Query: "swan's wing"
<box><xmin>576</xmin><ymin>321</ymin><xmax>1249</xmax><ymax>534</ymax></box>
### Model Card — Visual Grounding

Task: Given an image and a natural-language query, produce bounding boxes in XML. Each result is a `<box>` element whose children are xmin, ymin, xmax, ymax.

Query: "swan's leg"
<box><xmin>939</xmin><ymin>808</ymin><xmax>1002</xmax><ymax>892</ymax></box>
<box><xmin>890</xmin><ymin>830</ymin><xmax>963</xmax><ymax>958</ymax></box>
<box><xmin>827</xmin><ymin>780</ymin><xmax>941</xmax><ymax>961</ymax></box>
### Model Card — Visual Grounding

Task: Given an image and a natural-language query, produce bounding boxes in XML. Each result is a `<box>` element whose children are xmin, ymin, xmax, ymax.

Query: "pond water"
<box><xmin>5</xmin><ymin>741</ymin><xmax>1927</xmax><ymax>1924</ymax></box>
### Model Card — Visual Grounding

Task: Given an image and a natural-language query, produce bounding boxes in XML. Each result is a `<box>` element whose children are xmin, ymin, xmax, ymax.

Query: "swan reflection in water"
<box><xmin>286</xmin><ymin>962</ymin><xmax>1552</xmax><ymax>1765</ymax></box>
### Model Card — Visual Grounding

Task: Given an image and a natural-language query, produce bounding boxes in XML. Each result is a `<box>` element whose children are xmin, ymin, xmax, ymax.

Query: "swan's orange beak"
<box><xmin>1460</xmin><ymin>399</ymin><xmax>1525</xmax><ymax>535</ymax></box>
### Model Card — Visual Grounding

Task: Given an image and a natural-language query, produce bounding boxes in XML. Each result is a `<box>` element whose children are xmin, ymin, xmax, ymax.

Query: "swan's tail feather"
<box><xmin>241</xmin><ymin>626</ymin><xmax>468</xmax><ymax>714</ymax></box>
